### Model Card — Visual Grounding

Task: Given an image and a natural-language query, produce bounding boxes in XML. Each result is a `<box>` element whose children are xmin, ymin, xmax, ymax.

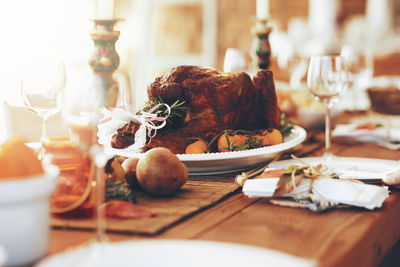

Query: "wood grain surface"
<box><xmin>48</xmin><ymin>112</ymin><xmax>400</xmax><ymax>267</ymax></box>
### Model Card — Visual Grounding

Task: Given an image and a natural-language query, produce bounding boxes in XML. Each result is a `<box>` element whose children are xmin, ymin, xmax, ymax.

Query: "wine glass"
<box><xmin>21</xmin><ymin>62</ymin><xmax>65</xmax><ymax>159</ymax></box>
<box><xmin>286</xmin><ymin>54</ymin><xmax>308</xmax><ymax>89</ymax></box>
<box><xmin>276</xmin><ymin>46</ymin><xmax>308</xmax><ymax>89</ymax></box>
<box><xmin>62</xmin><ymin>71</ymin><xmax>111</xmax><ymax>264</ymax></box>
<box><xmin>340</xmin><ymin>45</ymin><xmax>373</xmax><ymax>111</ymax></box>
<box><xmin>223</xmin><ymin>48</ymin><xmax>247</xmax><ymax>73</ymax></box>
<box><xmin>307</xmin><ymin>56</ymin><xmax>348</xmax><ymax>160</ymax></box>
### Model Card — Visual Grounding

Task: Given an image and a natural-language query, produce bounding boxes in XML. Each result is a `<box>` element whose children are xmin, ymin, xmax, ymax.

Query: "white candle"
<box><xmin>97</xmin><ymin>0</ymin><xmax>114</xmax><ymax>19</ymax></box>
<box><xmin>256</xmin><ymin>0</ymin><xmax>269</xmax><ymax>19</ymax></box>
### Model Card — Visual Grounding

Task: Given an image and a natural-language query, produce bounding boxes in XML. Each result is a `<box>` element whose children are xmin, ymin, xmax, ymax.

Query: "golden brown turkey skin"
<box><xmin>145</xmin><ymin>65</ymin><xmax>280</xmax><ymax>154</ymax></box>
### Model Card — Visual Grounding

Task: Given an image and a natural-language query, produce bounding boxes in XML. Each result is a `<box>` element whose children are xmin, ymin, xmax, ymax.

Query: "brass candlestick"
<box><xmin>89</xmin><ymin>19</ymin><xmax>122</xmax><ymax>109</ymax></box>
<box><xmin>252</xmin><ymin>18</ymin><xmax>272</xmax><ymax>70</ymax></box>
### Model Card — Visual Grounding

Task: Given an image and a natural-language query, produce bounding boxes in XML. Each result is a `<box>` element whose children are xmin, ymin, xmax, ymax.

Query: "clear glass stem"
<box><xmin>91</xmin><ymin>145</ymin><xmax>108</xmax><ymax>244</ymax></box>
<box><xmin>324</xmin><ymin>105</ymin><xmax>333</xmax><ymax>159</ymax></box>
<box><xmin>96</xmin><ymin>161</ymin><xmax>106</xmax><ymax>243</ymax></box>
<box><xmin>40</xmin><ymin>118</ymin><xmax>47</xmax><ymax>160</ymax></box>
<box><xmin>385</xmin><ymin>117</ymin><xmax>393</xmax><ymax>143</ymax></box>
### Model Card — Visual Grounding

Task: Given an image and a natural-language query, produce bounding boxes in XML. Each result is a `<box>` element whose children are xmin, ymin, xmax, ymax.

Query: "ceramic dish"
<box><xmin>0</xmin><ymin>165</ymin><xmax>58</xmax><ymax>266</ymax></box>
<box><xmin>105</xmin><ymin>126</ymin><xmax>307</xmax><ymax>175</ymax></box>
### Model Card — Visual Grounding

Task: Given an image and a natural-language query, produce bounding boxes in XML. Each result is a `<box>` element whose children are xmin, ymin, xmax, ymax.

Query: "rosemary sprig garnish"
<box><xmin>208</xmin><ymin>130</ymin><xmax>268</xmax><ymax>152</ymax></box>
<box><xmin>136</xmin><ymin>96</ymin><xmax>188</xmax><ymax>127</ymax></box>
<box><xmin>280</xmin><ymin>113</ymin><xmax>294</xmax><ymax>137</ymax></box>
<box><xmin>221</xmin><ymin>130</ymin><xmax>240</xmax><ymax>151</ymax></box>
<box><xmin>207</xmin><ymin>130</ymin><xmax>267</xmax><ymax>152</ymax></box>
<box><xmin>241</xmin><ymin>135</ymin><xmax>266</xmax><ymax>150</ymax></box>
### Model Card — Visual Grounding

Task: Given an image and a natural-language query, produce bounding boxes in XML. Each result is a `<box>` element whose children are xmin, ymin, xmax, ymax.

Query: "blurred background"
<box><xmin>1</xmin><ymin>0</ymin><xmax>400</xmax><ymax>141</ymax></box>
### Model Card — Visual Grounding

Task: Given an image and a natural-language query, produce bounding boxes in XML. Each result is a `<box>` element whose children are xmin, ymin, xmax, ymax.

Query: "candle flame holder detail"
<box><xmin>252</xmin><ymin>18</ymin><xmax>272</xmax><ymax>70</ymax></box>
<box><xmin>89</xmin><ymin>19</ymin><xmax>123</xmax><ymax>109</ymax></box>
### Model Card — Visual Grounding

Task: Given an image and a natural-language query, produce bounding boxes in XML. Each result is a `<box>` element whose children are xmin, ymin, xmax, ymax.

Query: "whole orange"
<box><xmin>260</xmin><ymin>129</ymin><xmax>283</xmax><ymax>145</ymax></box>
<box><xmin>185</xmin><ymin>140</ymin><xmax>208</xmax><ymax>154</ymax></box>
<box><xmin>0</xmin><ymin>137</ymin><xmax>44</xmax><ymax>179</ymax></box>
<box><xmin>217</xmin><ymin>133</ymin><xmax>246</xmax><ymax>152</ymax></box>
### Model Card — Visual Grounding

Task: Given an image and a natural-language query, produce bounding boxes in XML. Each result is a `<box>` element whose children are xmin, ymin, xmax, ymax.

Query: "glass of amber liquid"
<box><xmin>45</xmin><ymin>123</ymin><xmax>98</xmax><ymax>217</ymax></box>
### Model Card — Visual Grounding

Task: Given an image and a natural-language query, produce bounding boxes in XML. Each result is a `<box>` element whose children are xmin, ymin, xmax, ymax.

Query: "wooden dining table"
<box><xmin>47</xmin><ymin>111</ymin><xmax>400</xmax><ymax>267</ymax></box>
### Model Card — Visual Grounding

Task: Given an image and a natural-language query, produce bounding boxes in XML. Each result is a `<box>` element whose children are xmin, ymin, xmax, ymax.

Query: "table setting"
<box><xmin>241</xmin><ymin>156</ymin><xmax>397</xmax><ymax>211</ymax></box>
<box><xmin>1</xmin><ymin>1</ymin><xmax>400</xmax><ymax>267</ymax></box>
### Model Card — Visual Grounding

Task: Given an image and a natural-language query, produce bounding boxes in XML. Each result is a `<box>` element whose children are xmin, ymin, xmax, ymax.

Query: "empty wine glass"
<box><xmin>307</xmin><ymin>56</ymin><xmax>348</xmax><ymax>160</ymax></box>
<box><xmin>288</xmin><ymin>55</ymin><xmax>308</xmax><ymax>89</ymax></box>
<box><xmin>276</xmin><ymin>45</ymin><xmax>308</xmax><ymax>89</ymax></box>
<box><xmin>340</xmin><ymin>45</ymin><xmax>373</xmax><ymax>110</ymax></box>
<box><xmin>62</xmin><ymin>71</ymin><xmax>111</xmax><ymax>264</ymax></box>
<box><xmin>21</xmin><ymin>61</ymin><xmax>65</xmax><ymax>159</ymax></box>
<box><xmin>223</xmin><ymin>48</ymin><xmax>247</xmax><ymax>73</ymax></box>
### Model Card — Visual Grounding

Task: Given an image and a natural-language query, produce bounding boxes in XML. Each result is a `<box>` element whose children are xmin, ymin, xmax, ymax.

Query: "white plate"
<box><xmin>106</xmin><ymin>126</ymin><xmax>307</xmax><ymax>175</ymax></box>
<box><xmin>37</xmin><ymin>240</ymin><xmax>316</xmax><ymax>267</ymax></box>
<box><xmin>269</xmin><ymin>157</ymin><xmax>399</xmax><ymax>180</ymax></box>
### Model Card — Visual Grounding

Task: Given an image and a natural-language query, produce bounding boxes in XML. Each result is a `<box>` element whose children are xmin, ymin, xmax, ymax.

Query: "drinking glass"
<box><xmin>62</xmin><ymin>72</ymin><xmax>110</xmax><ymax>262</ymax></box>
<box><xmin>307</xmin><ymin>56</ymin><xmax>348</xmax><ymax>159</ymax></box>
<box><xmin>223</xmin><ymin>48</ymin><xmax>247</xmax><ymax>73</ymax></box>
<box><xmin>21</xmin><ymin>62</ymin><xmax>65</xmax><ymax>159</ymax></box>
<box><xmin>277</xmin><ymin>48</ymin><xmax>308</xmax><ymax>89</ymax></box>
<box><xmin>340</xmin><ymin>45</ymin><xmax>373</xmax><ymax>110</ymax></box>
<box><xmin>287</xmin><ymin>54</ymin><xmax>308</xmax><ymax>89</ymax></box>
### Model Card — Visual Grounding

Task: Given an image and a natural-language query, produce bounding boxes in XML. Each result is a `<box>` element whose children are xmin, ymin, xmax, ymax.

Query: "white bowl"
<box><xmin>0</xmin><ymin>245</ymin><xmax>6</xmax><ymax>267</ymax></box>
<box><xmin>275</xmin><ymin>82</ymin><xmax>341</xmax><ymax>129</ymax></box>
<box><xmin>297</xmin><ymin>108</ymin><xmax>341</xmax><ymax>129</ymax></box>
<box><xmin>0</xmin><ymin>165</ymin><xmax>58</xmax><ymax>266</ymax></box>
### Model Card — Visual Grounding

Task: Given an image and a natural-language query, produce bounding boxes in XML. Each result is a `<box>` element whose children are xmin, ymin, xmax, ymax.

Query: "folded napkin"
<box><xmin>243</xmin><ymin>178</ymin><xmax>389</xmax><ymax>210</ymax></box>
<box><xmin>312</xmin><ymin>179</ymin><xmax>389</xmax><ymax>210</ymax></box>
<box><xmin>336</xmin><ymin>165</ymin><xmax>400</xmax><ymax>187</ymax></box>
<box><xmin>383</xmin><ymin>165</ymin><xmax>400</xmax><ymax>185</ymax></box>
<box><xmin>242</xmin><ymin>178</ymin><xmax>279</xmax><ymax>198</ymax></box>
<box><xmin>332</xmin><ymin>123</ymin><xmax>388</xmax><ymax>140</ymax></box>
<box><xmin>338</xmin><ymin>170</ymin><xmax>384</xmax><ymax>180</ymax></box>
<box><xmin>332</xmin><ymin>123</ymin><xmax>400</xmax><ymax>150</ymax></box>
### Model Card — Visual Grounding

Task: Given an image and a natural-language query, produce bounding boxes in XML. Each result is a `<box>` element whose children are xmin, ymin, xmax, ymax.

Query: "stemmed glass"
<box><xmin>307</xmin><ymin>56</ymin><xmax>348</xmax><ymax>160</ymax></box>
<box><xmin>62</xmin><ymin>72</ymin><xmax>110</xmax><ymax>264</ymax></box>
<box><xmin>21</xmin><ymin>62</ymin><xmax>65</xmax><ymax>159</ymax></box>
<box><xmin>223</xmin><ymin>48</ymin><xmax>247</xmax><ymax>73</ymax></box>
<box><xmin>340</xmin><ymin>46</ymin><xmax>373</xmax><ymax>111</ymax></box>
<box><xmin>277</xmin><ymin>47</ymin><xmax>308</xmax><ymax>89</ymax></box>
<box><xmin>286</xmin><ymin>54</ymin><xmax>308</xmax><ymax>89</ymax></box>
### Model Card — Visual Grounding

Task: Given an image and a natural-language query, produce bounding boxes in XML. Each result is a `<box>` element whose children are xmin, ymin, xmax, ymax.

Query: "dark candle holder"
<box><xmin>252</xmin><ymin>18</ymin><xmax>272</xmax><ymax>70</ymax></box>
<box><xmin>89</xmin><ymin>19</ymin><xmax>123</xmax><ymax>109</ymax></box>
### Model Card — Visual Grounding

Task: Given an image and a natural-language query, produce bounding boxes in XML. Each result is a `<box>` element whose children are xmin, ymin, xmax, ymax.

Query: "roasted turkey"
<box><xmin>143</xmin><ymin>65</ymin><xmax>281</xmax><ymax>154</ymax></box>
